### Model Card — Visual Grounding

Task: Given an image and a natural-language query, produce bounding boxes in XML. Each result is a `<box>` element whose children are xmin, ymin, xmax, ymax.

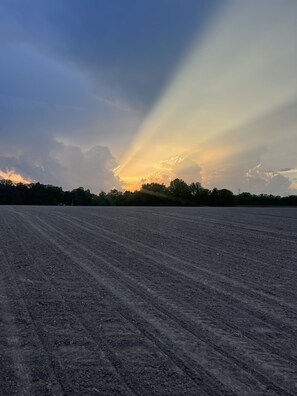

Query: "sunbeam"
<box><xmin>117</xmin><ymin>0</ymin><xmax>297</xmax><ymax>192</ymax></box>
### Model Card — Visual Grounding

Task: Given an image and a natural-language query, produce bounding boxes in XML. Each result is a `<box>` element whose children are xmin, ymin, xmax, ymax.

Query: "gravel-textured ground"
<box><xmin>0</xmin><ymin>206</ymin><xmax>297</xmax><ymax>395</ymax></box>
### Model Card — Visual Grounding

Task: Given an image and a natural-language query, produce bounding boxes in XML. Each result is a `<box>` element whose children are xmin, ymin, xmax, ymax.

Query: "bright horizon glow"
<box><xmin>0</xmin><ymin>169</ymin><xmax>33</xmax><ymax>184</ymax></box>
<box><xmin>116</xmin><ymin>1</ymin><xmax>297</xmax><ymax>193</ymax></box>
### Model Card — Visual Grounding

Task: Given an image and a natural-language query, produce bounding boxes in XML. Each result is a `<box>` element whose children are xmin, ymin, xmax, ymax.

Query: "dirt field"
<box><xmin>0</xmin><ymin>206</ymin><xmax>297</xmax><ymax>395</ymax></box>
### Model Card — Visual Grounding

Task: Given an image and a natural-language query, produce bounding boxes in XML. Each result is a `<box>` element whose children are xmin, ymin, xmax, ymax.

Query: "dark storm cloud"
<box><xmin>0</xmin><ymin>0</ymin><xmax>220</xmax><ymax>106</ymax></box>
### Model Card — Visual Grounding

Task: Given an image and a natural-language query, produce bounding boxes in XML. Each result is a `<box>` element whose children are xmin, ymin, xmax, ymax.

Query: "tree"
<box><xmin>189</xmin><ymin>182</ymin><xmax>203</xmax><ymax>197</ymax></box>
<box><xmin>141</xmin><ymin>183</ymin><xmax>167</xmax><ymax>194</ymax></box>
<box><xmin>168</xmin><ymin>178</ymin><xmax>191</xmax><ymax>204</ymax></box>
<box><xmin>123</xmin><ymin>190</ymin><xmax>135</xmax><ymax>206</ymax></box>
<box><xmin>189</xmin><ymin>182</ymin><xmax>210</xmax><ymax>204</ymax></box>
<box><xmin>217</xmin><ymin>189</ymin><xmax>234</xmax><ymax>206</ymax></box>
<box><xmin>139</xmin><ymin>183</ymin><xmax>170</xmax><ymax>205</ymax></box>
<box><xmin>106</xmin><ymin>189</ymin><xmax>124</xmax><ymax>205</ymax></box>
<box><xmin>92</xmin><ymin>191</ymin><xmax>108</xmax><ymax>206</ymax></box>
<box><xmin>0</xmin><ymin>178</ymin><xmax>296</xmax><ymax>206</ymax></box>
<box><xmin>210</xmin><ymin>188</ymin><xmax>234</xmax><ymax>205</ymax></box>
<box><xmin>236</xmin><ymin>192</ymin><xmax>253</xmax><ymax>205</ymax></box>
<box><xmin>71</xmin><ymin>187</ymin><xmax>92</xmax><ymax>205</ymax></box>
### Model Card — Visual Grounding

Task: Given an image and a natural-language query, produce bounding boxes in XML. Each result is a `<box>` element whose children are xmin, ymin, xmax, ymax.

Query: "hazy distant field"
<box><xmin>1</xmin><ymin>206</ymin><xmax>297</xmax><ymax>395</ymax></box>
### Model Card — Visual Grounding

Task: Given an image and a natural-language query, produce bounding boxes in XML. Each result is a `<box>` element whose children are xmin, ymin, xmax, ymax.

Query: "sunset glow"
<box><xmin>117</xmin><ymin>1</ymin><xmax>297</xmax><ymax>193</ymax></box>
<box><xmin>0</xmin><ymin>169</ymin><xmax>32</xmax><ymax>184</ymax></box>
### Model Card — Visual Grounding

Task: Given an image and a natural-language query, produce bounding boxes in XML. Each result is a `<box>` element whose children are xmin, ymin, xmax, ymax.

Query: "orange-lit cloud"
<box><xmin>0</xmin><ymin>169</ymin><xmax>32</xmax><ymax>184</ymax></box>
<box><xmin>122</xmin><ymin>156</ymin><xmax>202</xmax><ymax>191</ymax></box>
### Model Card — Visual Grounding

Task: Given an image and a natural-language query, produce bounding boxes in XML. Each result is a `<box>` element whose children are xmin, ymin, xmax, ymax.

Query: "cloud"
<box><xmin>124</xmin><ymin>156</ymin><xmax>201</xmax><ymax>190</ymax></box>
<box><xmin>52</xmin><ymin>144</ymin><xmax>122</xmax><ymax>193</ymax></box>
<box><xmin>0</xmin><ymin>1</ymin><xmax>296</xmax><ymax>195</ymax></box>
<box><xmin>0</xmin><ymin>169</ymin><xmax>32</xmax><ymax>184</ymax></box>
<box><xmin>243</xmin><ymin>164</ymin><xmax>292</xmax><ymax>195</ymax></box>
<box><xmin>0</xmin><ymin>142</ymin><xmax>121</xmax><ymax>194</ymax></box>
<box><xmin>0</xmin><ymin>0</ymin><xmax>216</xmax><ymax>107</ymax></box>
<box><xmin>117</xmin><ymin>1</ymin><xmax>297</xmax><ymax>195</ymax></box>
<box><xmin>155</xmin><ymin>157</ymin><xmax>202</xmax><ymax>184</ymax></box>
<box><xmin>0</xmin><ymin>1</ymin><xmax>213</xmax><ymax>188</ymax></box>
<box><xmin>0</xmin><ymin>43</ymin><xmax>144</xmax><ymax>151</ymax></box>
<box><xmin>0</xmin><ymin>42</ymin><xmax>140</xmax><ymax>191</ymax></box>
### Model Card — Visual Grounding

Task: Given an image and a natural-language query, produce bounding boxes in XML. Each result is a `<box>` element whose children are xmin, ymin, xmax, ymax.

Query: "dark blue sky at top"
<box><xmin>0</xmin><ymin>0</ymin><xmax>223</xmax><ymax>146</ymax></box>
<box><xmin>0</xmin><ymin>0</ymin><xmax>222</xmax><ymax>105</ymax></box>
<box><xmin>0</xmin><ymin>0</ymin><xmax>224</xmax><ymax>190</ymax></box>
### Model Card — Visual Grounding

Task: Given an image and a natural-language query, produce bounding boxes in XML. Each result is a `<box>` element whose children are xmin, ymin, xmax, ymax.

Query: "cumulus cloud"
<box><xmin>52</xmin><ymin>144</ymin><xmax>122</xmax><ymax>193</ymax></box>
<box><xmin>190</xmin><ymin>97</ymin><xmax>297</xmax><ymax>193</ymax></box>
<box><xmin>0</xmin><ymin>42</ymin><xmax>138</xmax><ymax>191</ymax></box>
<box><xmin>138</xmin><ymin>156</ymin><xmax>201</xmax><ymax>188</ymax></box>
<box><xmin>0</xmin><ymin>142</ymin><xmax>121</xmax><ymax>194</ymax></box>
<box><xmin>242</xmin><ymin>164</ymin><xmax>292</xmax><ymax>195</ymax></box>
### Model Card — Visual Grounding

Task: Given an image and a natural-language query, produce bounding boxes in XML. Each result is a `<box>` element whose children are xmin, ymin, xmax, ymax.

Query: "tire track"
<box><xmin>0</xmin><ymin>212</ymin><xmax>64</xmax><ymax>396</ymax></box>
<box><xmin>4</xmin><ymin>209</ymin><xmax>207</xmax><ymax>396</ymax></box>
<box><xmin>1</xmin><ymin>209</ymin><xmax>139</xmax><ymax>396</ymax></box>
<box><xmin>4</xmin><ymin>206</ymin><xmax>297</xmax><ymax>395</ymax></box>
<box><xmin>58</xmin><ymin>207</ymin><xmax>297</xmax><ymax>282</ymax></box>
<box><xmin>144</xmin><ymin>210</ymin><xmax>297</xmax><ymax>242</ymax></box>
<box><xmin>15</xmin><ymin>209</ymin><xmax>297</xmax><ymax>395</ymax></box>
<box><xmin>41</xmin><ymin>212</ymin><xmax>297</xmax><ymax>395</ymax></box>
<box><xmin>69</xmin><ymin>210</ymin><xmax>297</xmax><ymax>288</ymax></box>
<box><xmin>8</xmin><ymin>209</ymin><xmax>248</xmax><ymax>396</ymax></box>
<box><xmin>52</xmin><ymin>213</ymin><xmax>297</xmax><ymax>364</ymax></box>
<box><xmin>0</xmin><ymin>250</ymin><xmax>33</xmax><ymax>396</ymax></box>
<box><xmin>54</xmin><ymin>211</ymin><xmax>297</xmax><ymax>321</ymax></box>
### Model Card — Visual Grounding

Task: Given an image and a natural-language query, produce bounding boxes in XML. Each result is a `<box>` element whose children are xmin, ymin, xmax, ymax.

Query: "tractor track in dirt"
<box><xmin>1</xmin><ymin>206</ymin><xmax>297</xmax><ymax>395</ymax></box>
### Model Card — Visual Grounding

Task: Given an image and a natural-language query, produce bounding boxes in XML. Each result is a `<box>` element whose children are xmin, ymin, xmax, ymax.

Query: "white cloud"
<box><xmin>140</xmin><ymin>156</ymin><xmax>201</xmax><ymax>187</ymax></box>
<box><xmin>243</xmin><ymin>164</ymin><xmax>292</xmax><ymax>195</ymax></box>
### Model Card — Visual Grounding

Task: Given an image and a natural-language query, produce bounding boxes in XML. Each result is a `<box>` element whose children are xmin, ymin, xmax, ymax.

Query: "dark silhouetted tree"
<box><xmin>0</xmin><ymin>178</ymin><xmax>296</xmax><ymax>206</ymax></box>
<box><xmin>168</xmin><ymin>178</ymin><xmax>191</xmax><ymax>204</ymax></box>
<box><xmin>139</xmin><ymin>183</ymin><xmax>171</xmax><ymax>205</ymax></box>
<box><xmin>92</xmin><ymin>191</ymin><xmax>108</xmax><ymax>206</ymax></box>
<box><xmin>71</xmin><ymin>187</ymin><xmax>92</xmax><ymax>206</ymax></box>
<box><xmin>189</xmin><ymin>182</ymin><xmax>210</xmax><ymax>204</ymax></box>
<box><xmin>106</xmin><ymin>189</ymin><xmax>124</xmax><ymax>205</ymax></box>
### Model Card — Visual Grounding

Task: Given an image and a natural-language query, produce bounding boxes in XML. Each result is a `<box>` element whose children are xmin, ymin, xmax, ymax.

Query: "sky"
<box><xmin>0</xmin><ymin>0</ymin><xmax>296</xmax><ymax>195</ymax></box>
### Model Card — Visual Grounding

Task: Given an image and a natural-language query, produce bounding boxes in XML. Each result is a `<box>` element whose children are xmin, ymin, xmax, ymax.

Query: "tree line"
<box><xmin>1</xmin><ymin>178</ymin><xmax>297</xmax><ymax>206</ymax></box>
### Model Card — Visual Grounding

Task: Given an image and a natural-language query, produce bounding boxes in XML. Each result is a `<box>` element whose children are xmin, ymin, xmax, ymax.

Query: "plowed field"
<box><xmin>1</xmin><ymin>206</ymin><xmax>297</xmax><ymax>395</ymax></box>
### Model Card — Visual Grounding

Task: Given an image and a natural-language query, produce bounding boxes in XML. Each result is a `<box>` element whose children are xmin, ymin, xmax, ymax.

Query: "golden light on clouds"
<box><xmin>0</xmin><ymin>169</ymin><xmax>32</xmax><ymax>184</ymax></box>
<box><xmin>116</xmin><ymin>1</ymin><xmax>297</xmax><ymax>192</ymax></box>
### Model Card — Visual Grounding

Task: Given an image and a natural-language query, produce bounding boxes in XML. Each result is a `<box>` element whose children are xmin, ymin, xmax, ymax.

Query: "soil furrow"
<box><xmin>16</xmin><ymin>209</ymin><xmax>296</xmax><ymax>395</ymax></box>
<box><xmin>1</xmin><ymin>205</ymin><xmax>297</xmax><ymax>395</ymax></box>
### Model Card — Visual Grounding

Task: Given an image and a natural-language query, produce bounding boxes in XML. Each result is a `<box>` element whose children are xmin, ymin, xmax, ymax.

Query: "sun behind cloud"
<box><xmin>117</xmin><ymin>1</ymin><xmax>297</xmax><ymax>194</ymax></box>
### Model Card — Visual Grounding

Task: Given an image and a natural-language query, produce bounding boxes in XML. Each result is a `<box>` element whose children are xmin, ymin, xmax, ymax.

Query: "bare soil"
<box><xmin>1</xmin><ymin>206</ymin><xmax>297</xmax><ymax>395</ymax></box>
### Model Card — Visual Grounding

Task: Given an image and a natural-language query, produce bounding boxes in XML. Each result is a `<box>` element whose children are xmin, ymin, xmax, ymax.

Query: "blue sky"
<box><xmin>0</xmin><ymin>0</ymin><xmax>296</xmax><ymax>194</ymax></box>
